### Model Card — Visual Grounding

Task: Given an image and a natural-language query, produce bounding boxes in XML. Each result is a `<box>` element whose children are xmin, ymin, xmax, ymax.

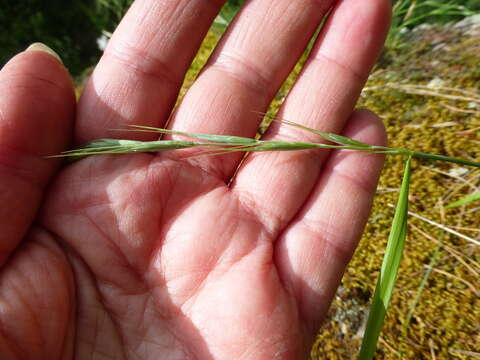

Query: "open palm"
<box><xmin>0</xmin><ymin>0</ymin><xmax>390</xmax><ymax>358</ymax></box>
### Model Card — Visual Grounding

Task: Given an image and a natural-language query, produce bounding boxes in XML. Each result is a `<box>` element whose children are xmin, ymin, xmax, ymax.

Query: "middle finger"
<box><xmin>167</xmin><ymin>0</ymin><xmax>336</xmax><ymax>180</ymax></box>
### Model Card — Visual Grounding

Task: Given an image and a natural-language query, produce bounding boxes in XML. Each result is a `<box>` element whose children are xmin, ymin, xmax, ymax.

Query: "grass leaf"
<box><xmin>358</xmin><ymin>156</ymin><xmax>412</xmax><ymax>360</ymax></box>
<box><xmin>446</xmin><ymin>192</ymin><xmax>480</xmax><ymax>209</ymax></box>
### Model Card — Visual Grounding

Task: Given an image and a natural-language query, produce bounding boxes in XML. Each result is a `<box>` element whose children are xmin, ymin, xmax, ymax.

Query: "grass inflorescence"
<box><xmin>54</xmin><ymin>121</ymin><xmax>480</xmax><ymax>170</ymax></box>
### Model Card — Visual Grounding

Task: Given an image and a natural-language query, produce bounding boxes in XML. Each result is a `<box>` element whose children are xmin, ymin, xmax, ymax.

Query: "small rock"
<box><xmin>448</xmin><ymin>167</ymin><xmax>469</xmax><ymax>177</ymax></box>
<box><xmin>468</xmin><ymin>102</ymin><xmax>479</xmax><ymax>110</ymax></box>
<box><xmin>454</xmin><ymin>14</ymin><xmax>480</xmax><ymax>29</ymax></box>
<box><xmin>465</xmin><ymin>25</ymin><xmax>480</xmax><ymax>37</ymax></box>
<box><xmin>427</xmin><ymin>77</ymin><xmax>446</xmax><ymax>88</ymax></box>
<box><xmin>432</xmin><ymin>43</ymin><xmax>447</xmax><ymax>52</ymax></box>
<box><xmin>416</xmin><ymin>23</ymin><xmax>434</xmax><ymax>31</ymax></box>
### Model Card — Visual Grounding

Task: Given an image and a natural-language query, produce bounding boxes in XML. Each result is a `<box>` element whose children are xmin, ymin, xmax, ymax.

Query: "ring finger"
<box><xmin>75</xmin><ymin>0</ymin><xmax>226</xmax><ymax>143</ymax></box>
<box><xmin>167</xmin><ymin>0</ymin><xmax>336</xmax><ymax>180</ymax></box>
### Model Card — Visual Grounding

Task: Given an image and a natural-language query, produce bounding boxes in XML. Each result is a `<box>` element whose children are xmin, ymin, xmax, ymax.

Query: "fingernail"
<box><xmin>25</xmin><ymin>43</ymin><xmax>63</xmax><ymax>64</ymax></box>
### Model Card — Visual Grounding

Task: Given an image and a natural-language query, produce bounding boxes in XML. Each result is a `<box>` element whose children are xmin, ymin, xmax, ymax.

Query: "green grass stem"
<box><xmin>410</xmin><ymin>151</ymin><xmax>480</xmax><ymax>168</ymax></box>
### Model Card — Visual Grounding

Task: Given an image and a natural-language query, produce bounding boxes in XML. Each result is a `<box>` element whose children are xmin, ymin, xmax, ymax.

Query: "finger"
<box><xmin>0</xmin><ymin>45</ymin><xmax>75</xmax><ymax>266</ymax></box>
<box><xmin>75</xmin><ymin>0</ymin><xmax>226</xmax><ymax>142</ymax></box>
<box><xmin>275</xmin><ymin>110</ymin><xmax>386</xmax><ymax>333</ymax></box>
<box><xmin>232</xmin><ymin>0</ymin><xmax>391</xmax><ymax>231</ymax></box>
<box><xmin>166</xmin><ymin>0</ymin><xmax>336</xmax><ymax>179</ymax></box>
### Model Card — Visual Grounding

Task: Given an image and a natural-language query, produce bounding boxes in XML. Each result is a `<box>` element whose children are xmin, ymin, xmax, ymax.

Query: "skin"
<box><xmin>0</xmin><ymin>0</ymin><xmax>391</xmax><ymax>359</ymax></box>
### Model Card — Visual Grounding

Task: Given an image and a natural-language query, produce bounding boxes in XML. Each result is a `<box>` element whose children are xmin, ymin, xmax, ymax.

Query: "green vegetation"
<box><xmin>388</xmin><ymin>0</ymin><xmax>480</xmax><ymax>49</ymax></box>
<box><xmin>0</xmin><ymin>0</ymin><xmax>133</xmax><ymax>75</ymax></box>
<box><xmin>214</xmin><ymin>0</ymin><xmax>245</xmax><ymax>28</ymax></box>
<box><xmin>359</xmin><ymin>157</ymin><xmax>411</xmax><ymax>360</ymax></box>
<box><xmin>447</xmin><ymin>192</ymin><xmax>480</xmax><ymax>208</ymax></box>
<box><xmin>3</xmin><ymin>0</ymin><xmax>480</xmax><ymax>75</ymax></box>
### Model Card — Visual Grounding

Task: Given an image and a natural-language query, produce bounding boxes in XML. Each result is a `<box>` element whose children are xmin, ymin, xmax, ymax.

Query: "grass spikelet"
<box><xmin>49</xmin><ymin>139</ymin><xmax>229</xmax><ymax>160</ymax></box>
<box><xmin>127</xmin><ymin>125</ymin><xmax>258</xmax><ymax>144</ymax></box>
<box><xmin>276</xmin><ymin>119</ymin><xmax>376</xmax><ymax>148</ymax></box>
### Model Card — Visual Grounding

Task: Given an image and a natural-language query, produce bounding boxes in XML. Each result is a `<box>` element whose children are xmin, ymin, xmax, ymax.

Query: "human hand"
<box><xmin>0</xmin><ymin>0</ymin><xmax>390</xmax><ymax>358</ymax></box>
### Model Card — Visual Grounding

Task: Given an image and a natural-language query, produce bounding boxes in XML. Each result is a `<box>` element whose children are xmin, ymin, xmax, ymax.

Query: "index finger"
<box><xmin>75</xmin><ymin>0</ymin><xmax>226</xmax><ymax>143</ymax></box>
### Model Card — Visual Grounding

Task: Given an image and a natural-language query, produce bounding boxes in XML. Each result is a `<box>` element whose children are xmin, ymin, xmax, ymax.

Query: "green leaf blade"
<box><xmin>446</xmin><ymin>192</ymin><xmax>480</xmax><ymax>209</ymax></box>
<box><xmin>358</xmin><ymin>156</ymin><xmax>412</xmax><ymax>360</ymax></box>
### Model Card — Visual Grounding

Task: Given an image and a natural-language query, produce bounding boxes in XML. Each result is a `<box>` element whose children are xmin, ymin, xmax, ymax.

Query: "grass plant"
<box><xmin>55</xmin><ymin>121</ymin><xmax>480</xmax><ymax>169</ymax></box>
<box><xmin>358</xmin><ymin>156</ymin><xmax>411</xmax><ymax>360</ymax></box>
<box><xmin>388</xmin><ymin>0</ymin><xmax>476</xmax><ymax>50</ymax></box>
<box><xmin>447</xmin><ymin>191</ymin><xmax>480</xmax><ymax>208</ymax></box>
<box><xmin>54</xmin><ymin>119</ymin><xmax>480</xmax><ymax>359</ymax></box>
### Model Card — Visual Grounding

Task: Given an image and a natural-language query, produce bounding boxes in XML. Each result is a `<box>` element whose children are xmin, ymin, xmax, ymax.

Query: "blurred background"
<box><xmin>2</xmin><ymin>0</ymin><xmax>479</xmax><ymax>78</ymax></box>
<box><xmin>1</xmin><ymin>0</ymin><xmax>129</xmax><ymax>75</ymax></box>
<box><xmin>0</xmin><ymin>0</ymin><xmax>243</xmax><ymax>77</ymax></box>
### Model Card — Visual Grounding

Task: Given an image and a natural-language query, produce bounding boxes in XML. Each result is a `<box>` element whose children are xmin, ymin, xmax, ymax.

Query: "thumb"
<box><xmin>0</xmin><ymin>43</ymin><xmax>75</xmax><ymax>266</ymax></box>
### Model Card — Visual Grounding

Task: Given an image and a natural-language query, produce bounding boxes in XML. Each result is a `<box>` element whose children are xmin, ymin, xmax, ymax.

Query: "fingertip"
<box><xmin>3</xmin><ymin>46</ymin><xmax>74</xmax><ymax>94</ymax></box>
<box><xmin>315</xmin><ymin>0</ymin><xmax>392</xmax><ymax>78</ymax></box>
<box><xmin>343</xmin><ymin>108</ymin><xmax>388</xmax><ymax>147</ymax></box>
<box><xmin>0</xmin><ymin>47</ymin><xmax>76</xmax><ymax>156</ymax></box>
<box><xmin>325</xmin><ymin>109</ymin><xmax>387</xmax><ymax>195</ymax></box>
<box><xmin>25</xmin><ymin>42</ymin><xmax>64</xmax><ymax>65</ymax></box>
